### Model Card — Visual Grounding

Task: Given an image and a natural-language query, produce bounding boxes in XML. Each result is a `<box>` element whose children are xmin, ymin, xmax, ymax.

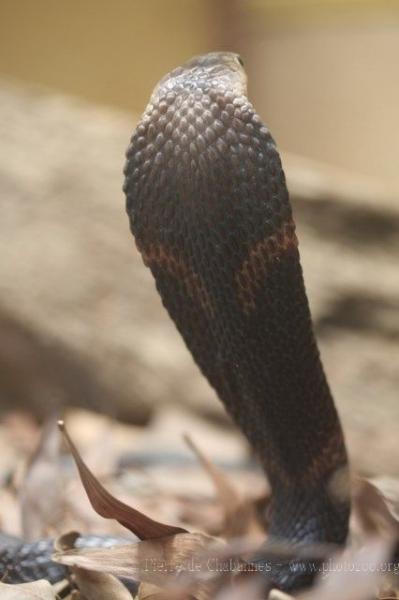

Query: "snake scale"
<box><xmin>1</xmin><ymin>52</ymin><xmax>350</xmax><ymax>592</ymax></box>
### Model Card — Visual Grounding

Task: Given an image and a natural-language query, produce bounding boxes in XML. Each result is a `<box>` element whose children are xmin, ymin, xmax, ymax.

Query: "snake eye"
<box><xmin>236</xmin><ymin>55</ymin><xmax>244</xmax><ymax>67</ymax></box>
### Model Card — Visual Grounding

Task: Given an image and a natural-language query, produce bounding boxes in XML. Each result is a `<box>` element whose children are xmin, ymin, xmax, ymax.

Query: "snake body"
<box><xmin>0</xmin><ymin>534</ymin><xmax>135</xmax><ymax>585</ymax></box>
<box><xmin>0</xmin><ymin>52</ymin><xmax>350</xmax><ymax>591</ymax></box>
<box><xmin>124</xmin><ymin>52</ymin><xmax>350</xmax><ymax>590</ymax></box>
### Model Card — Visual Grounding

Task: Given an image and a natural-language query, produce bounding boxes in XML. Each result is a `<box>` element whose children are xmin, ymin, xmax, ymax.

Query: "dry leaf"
<box><xmin>0</xmin><ymin>580</ymin><xmax>57</xmax><ymax>599</ymax></box>
<box><xmin>55</xmin><ymin>530</ymin><xmax>81</xmax><ymax>552</ymax></box>
<box><xmin>184</xmin><ymin>434</ymin><xmax>263</xmax><ymax>539</ymax></box>
<box><xmin>354</xmin><ymin>478</ymin><xmax>399</xmax><ymax>538</ymax></box>
<box><xmin>58</xmin><ymin>420</ymin><xmax>186</xmax><ymax>539</ymax></box>
<box><xmin>215</xmin><ymin>575</ymin><xmax>266</xmax><ymax>600</ymax></box>
<box><xmin>54</xmin><ymin>530</ymin><xmax>139</xmax><ymax>597</ymax></box>
<box><xmin>54</xmin><ymin>532</ymin><xmax>221</xmax><ymax>583</ymax></box>
<box><xmin>139</xmin><ymin>581</ymin><xmax>196</xmax><ymax>599</ymax></box>
<box><xmin>52</xmin><ymin>579</ymin><xmax>71</xmax><ymax>596</ymax></box>
<box><xmin>298</xmin><ymin>537</ymin><xmax>392</xmax><ymax>600</ymax></box>
<box><xmin>54</xmin><ymin>531</ymin><xmax>225</xmax><ymax>600</ymax></box>
<box><xmin>73</xmin><ymin>566</ymin><xmax>132</xmax><ymax>600</ymax></box>
<box><xmin>20</xmin><ymin>417</ymin><xmax>62</xmax><ymax>540</ymax></box>
<box><xmin>268</xmin><ymin>591</ymin><xmax>295</xmax><ymax>600</ymax></box>
<box><xmin>378</xmin><ymin>583</ymin><xmax>399</xmax><ymax>600</ymax></box>
<box><xmin>367</xmin><ymin>478</ymin><xmax>399</xmax><ymax>525</ymax></box>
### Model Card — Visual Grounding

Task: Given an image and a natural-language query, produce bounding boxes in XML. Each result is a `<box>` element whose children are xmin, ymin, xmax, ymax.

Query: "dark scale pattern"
<box><xmin>125</xmin><ymin>52</ymin><xmax>350</xmax><ymax>591</ymax></box>
<box><xmin>0</xmin><ymin>534</ymin><xmax>138</xmax><ymax>592</ymax></box>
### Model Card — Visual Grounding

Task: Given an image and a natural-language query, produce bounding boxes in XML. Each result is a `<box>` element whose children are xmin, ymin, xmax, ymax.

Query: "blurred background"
<box><xmin>0</xmin><ymin>0</ymin><xmax>398</xmax><ymax>536</ymax></box>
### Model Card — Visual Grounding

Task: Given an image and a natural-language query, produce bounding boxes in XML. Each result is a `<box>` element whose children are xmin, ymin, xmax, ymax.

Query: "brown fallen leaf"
<box><xmin>367</xmin><ymin>478</ymin><xmax>399</xmax><ymax>524</ymax></box>
<box><xmin>52</xmin><ymin>578</ymin><xmax>71</xmax><ymax>597</ymax></box>
<box><xmin>268</xmin><ymin>591</ymin><xmax>295</xmax><ymax>600</ymax></box>
<box><xmin>58</xmin><ymin>420</ymin><xmax>186</xmax><ymax>539</ymax></box>
<box><xmin>215</xmin><ymin>575</ymin><xmax>266</xmax><ymax>600</ymax></box>
<box><xmin>20</xmin><ymin>417</ymin><xmax>63</xmax><ymax>541</ymax></box>
<box><xmin>55</xmin><ymin>530</ymin><xmax>82</xmax><ymax>552</ymax></box>
<box><xmin>54</xmin><ymin>531</ymin><xmax>226</xmax><ymax>599</ymax></box>
<box><xmin>354</xmin><ymin>478</ymin><xmax>399</xmax><ymax>539</ymax></box>
<box><xmin>73</xmin><ymin>567</ymin><xmax>133</xmax><ymax>600</ymax></box>
<box><xmin>378</xmin><ymin>583</ymin><xmax>399</xmax><ymax>600</ymax></box>
<box><xmin>0</xmin><ymin>579</ymin><xmax>57</xmax><ymax>599</ymax></box>
<box><xmin>55</xmin><ymin>530</ymin><xmax>134</xmax><ymax>599</ymax></box>
<box><xmin>57</xmin><ymin>421</ymin><xmax>228</xmax><ymax>597</ymax></box>
<box><xmin>54</xmin><ymin>532</ymin><xmax>222</xmax><ymax>583</ymax></box>
<box><xmin>298</xmin><ymin>537</ymin><xmax>393</xmax><ymax>600</ymax></box>
<box><xmin>184</xmin><ymin>434</ymin><xmax>264</xmax><ymax>539</ymax></box>
<box><xmin>139</xmin><ymin>581</ymin><xmax>196</xmax><ymax>599</ymax></box>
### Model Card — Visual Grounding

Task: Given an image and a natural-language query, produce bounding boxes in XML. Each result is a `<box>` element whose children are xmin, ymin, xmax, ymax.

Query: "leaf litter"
<box><xmin>1</xmin><ymin>411</ymin><xmax>399</xmax><ymax>599</ymax></box>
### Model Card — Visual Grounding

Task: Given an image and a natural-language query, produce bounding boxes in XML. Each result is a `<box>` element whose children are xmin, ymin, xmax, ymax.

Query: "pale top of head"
<box><xmin>149</xmin><ymin>51</ymin><xmax>248</xmax><ymax>104</ymax></box>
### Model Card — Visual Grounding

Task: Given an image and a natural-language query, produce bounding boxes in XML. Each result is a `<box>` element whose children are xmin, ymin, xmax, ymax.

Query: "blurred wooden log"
<box><xmin>285</xmin><ymin>151</ymin><xmax>399</xmax><ymax>213</ymax></box>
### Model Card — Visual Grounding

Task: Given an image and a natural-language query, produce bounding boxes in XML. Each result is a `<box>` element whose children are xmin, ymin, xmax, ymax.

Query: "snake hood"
<box><xmin>125</xmin><ymin>51</ymin><xmax>351</xmax><ymax>590</ymax></box>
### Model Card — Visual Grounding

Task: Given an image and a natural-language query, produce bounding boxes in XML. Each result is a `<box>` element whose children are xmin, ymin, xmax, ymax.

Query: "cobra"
<box><xmin>0</xmin><ymin>52</ymin><xmax>350</xmax><ymax>592</ymax></box>
<box><xmin>124</xmin><ymin>52</ymin><xmax>350</xmax><ymax>590</ymax></box>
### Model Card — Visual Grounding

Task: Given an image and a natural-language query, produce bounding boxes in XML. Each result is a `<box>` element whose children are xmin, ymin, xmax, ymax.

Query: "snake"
<box><xmin>0</xmin><ymin>52</ymin><xmax>350</xmax><ymax>592</ymax></box>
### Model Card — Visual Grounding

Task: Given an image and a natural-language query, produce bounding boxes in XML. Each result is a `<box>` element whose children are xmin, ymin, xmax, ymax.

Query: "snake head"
<box><xmin>149</xmin><ymin>51</ymin><xmax>248</xmax><ymax>106</ymax></box>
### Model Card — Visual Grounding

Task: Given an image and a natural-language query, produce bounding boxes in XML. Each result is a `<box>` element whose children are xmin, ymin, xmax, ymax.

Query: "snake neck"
<box><xmin>124</xmin><ymin>52</ymin><xmax>350</xmax><ymax>565</ymax></box>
